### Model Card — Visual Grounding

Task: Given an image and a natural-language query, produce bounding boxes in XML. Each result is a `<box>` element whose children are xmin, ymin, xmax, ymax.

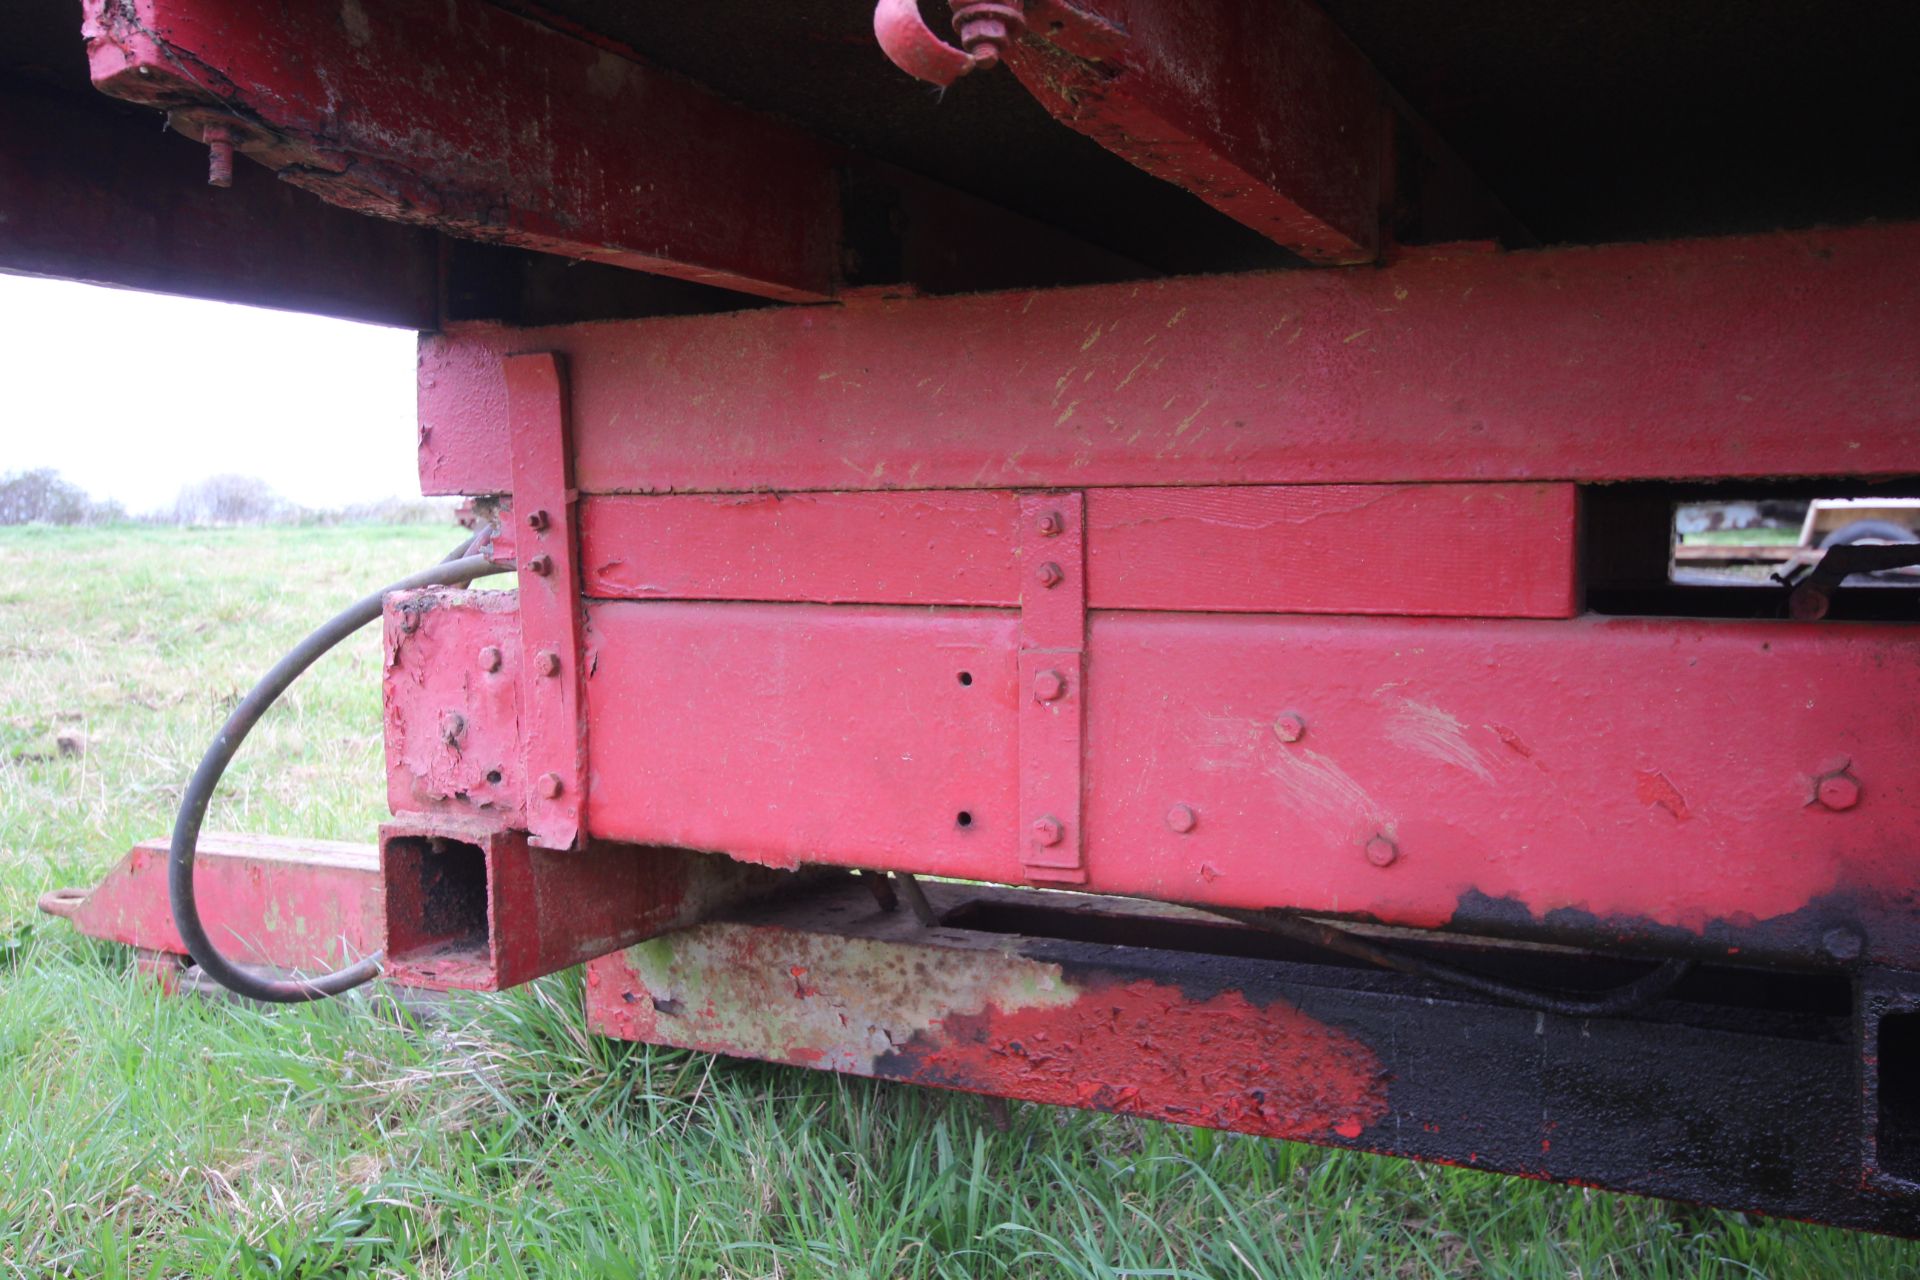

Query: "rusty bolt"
<box><xmin>1037</xmin><ymin>511</ymin><xmax>1064</xmax><ymax>537</ymax></box>
<box><xmin>535</xmin><ymin>650</ymin><xmax>561</xmax><ymax>677</ymax></box>
<box><xmin>536</xmin><ymin>772</ymin><xmax>564</xmax><ymax>799</ymax></box>
<box><xmin>398</xmin><ymin>609</ymin><xmax>420</xmax><ymax>634</ymax></box>
<box><xmin>1274</xmin><ymin>714</ymin><xmax>1307</xmax><ymax>743</ymax></box>
<box><xmin>1033</xmin><ymin>669</ymin><xmax>1067</xmax><ymax>702</ymax></box>
<box><xmin>203</xmin><ymin>123</ymin><xmax>235</xmax><ymax>188</ymax></box>
<box><xmin>1823</xmin><ymin>926</ymin><xmax>1865</xmax><ymax>962</ymax></box>
<box><xmin>1816</xmin><ymin>770</ymin><xmax>1862</xmax><ymax>811</ymax></box>
<box><xmin>526</xmin><ymin>508</ymin><xmax>550</xmax><ymax>532</ymax></box>
<box><xmin>1031</xmin><ymin>816</ymin><xmax>1064</xmax><ymax>847</ymax></box>
<box><xmin>1364</xmin><ymin>834</ymin><xmax>1399</xmax><ymax>868</ymax></box>
<box><xmin>526</xmin><ymin>553</ymin><xmax>553</xmax><ymax>577</ymax></box>
<box><xmin>1036</xmin><ymin>561</ymin><xmax>1065</xmax><ymax>589</ymax></box>
<box><xmin>438</xmin><ymin>711</ymin><xmax>466</xmax><ymax>747</ymax></box>
<box><xmin>478</xmin><ymin>645</ymin><xmax>503</xmax><ymax>673</ymax></box>
<box><xmin>1166</xmin><ymin>804</ymin><xmax>1198</xmax><ymax>834</ymax></box>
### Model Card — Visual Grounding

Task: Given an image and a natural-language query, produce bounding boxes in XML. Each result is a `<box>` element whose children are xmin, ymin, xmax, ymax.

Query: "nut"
<box><xmin>477</xmin><ymin>645</ymin><xmax>503</xmax><ymax>673</ymax></box>
<box><xmin>535</xmin><ymin>650</ymin><xmax>561</xmax><ymax>677</ymax></box>
<box><xmin>536</xmin><ymin>772</ymin><xmax>564</xmax><ymax>799</ymax></box>
<box><xmin>1037</xmin><ymin>511</ymin><xmax>1064</xmax><ymax>537</ymax></box>
<box><xmin>1033</xmin><ymin>669</ymin><xmax>1067</xmax><ymax>702</ymax></box>
<box><xmin>525</xmin><ymin>553</ymin><xmax>553</xmax><ymax>577</ymax></box>
<box><xmin>526</xmin><ymin>508</ymin><xmax>550</xmax><ymax>532</ymax></box>
<box><xmin>1165</xmin><ymin>804</ymin><xmax>1197</xmax><ymax>834</ymax></box>
<box><xmin>1273</xmin><ymin>714</ymin><xmax>1306</xmax><ymax>743</ymax></box>
<box><xmin>1031</xmin><ymin>817</ymin><xmax>1064</xmax><ymax>847</ymax></box>
<box><xmin>1036</xmin><ymin>561</ymin><xmax>1064</xmax><ymax>589</ymax></box>
<box><xmin>1364</xmin><ymin>835</ymin><xmax>1399</xmax><ymax>868</ymax></box>
<box><xmin>1816</xmin><ymin>771</ymin><xmax>1861</xmax><ymax>812</ymax></box>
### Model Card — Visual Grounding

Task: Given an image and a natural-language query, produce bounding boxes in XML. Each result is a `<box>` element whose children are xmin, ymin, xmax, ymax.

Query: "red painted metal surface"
<box><xmin>417</xmin><ymin>223</ymin><xmax>1920</xmax><ymax>497</ymax></box>
<box><xmin>39</xmin><ymin>835</ymin><xmax>382</xmax><ymax>971</ymax></box>
<box><xmin>1007</xmin><ymin>0</ymin><xmax>1388</xmax><ymax>263</ymax></box>
<box><xmin>384</xmin><ymin>588</ymin><xmax>525</xmax><ymax>826</ymax></box>
<box><xmin>874</xmin><ymin>0</ymin><xmax>981</xmax><ymax>87</ymax></box>
<box><xmin>1083</xmin><ymin>484</ymin><xmax>1577</xmax><ymax>617</ymax></box>
<box><xmin>576</xmin><ymin>483</ymin><xmax>1576</xmax><ymax>617</ymax></box>
<box><xmin>505</xmin><ymin>354</ymin><xmax>586</xmax><ymax>850</ymax></box>
<box><xmin>81</xmin><ymin>0</ymin><xmax>839</xmax><ymax>302</ymax></box>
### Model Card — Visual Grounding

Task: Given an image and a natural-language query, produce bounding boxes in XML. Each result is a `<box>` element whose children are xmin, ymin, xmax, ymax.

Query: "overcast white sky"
<box><xmin>0</xmin><ymin>273</ymin><xmax>420</xmax><ymax>513</ymax></box>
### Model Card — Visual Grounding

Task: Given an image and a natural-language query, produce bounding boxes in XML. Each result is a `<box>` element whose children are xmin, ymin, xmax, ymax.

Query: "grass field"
<box><xmin>2</xmin><ymin>524</ymin><xmax>1916</xmax><ymax>1279</ymax></box>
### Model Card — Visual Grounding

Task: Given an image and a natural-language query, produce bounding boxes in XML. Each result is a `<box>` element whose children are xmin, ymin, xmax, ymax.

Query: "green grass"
<box><xmin>2</xmin><ymin>524</ymin><xmax>1916</xmax><ymax>1278</ymax></box>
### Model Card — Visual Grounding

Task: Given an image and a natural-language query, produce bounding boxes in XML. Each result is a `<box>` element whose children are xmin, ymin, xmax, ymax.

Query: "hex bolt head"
<box><xmin>535</xmin><ymin>650</ymin><xmax>561</xmax><ymax>677</ymax></box>
<box><xmin>1037</xmin><ymin>511</ymin><xmax>1064</xmax><ymax>537</ymax></box>
<box><xmin>477</xmin><ymin>645</ymin><xmax>503</xmax><ymax>673</ymax></box>
<box><xmin>1364</xmin><ymin>835</ymin><xmax>1400</xmax><ymax>868</ymax></box>
<box><xmin>1823</xmin><ymin>926</ymin><xmax>1865</xmax><ymax>962</ymax></box>
<box><xmin>1166</xmin><ymin>804</ymin><xmax>1198</xmax><ymax>834</ymax></box>
<box><xmin>1274</xmin><ymin>714</ymin><xmax>1307</xmax><ymax>743</ymax></box>
<box><xmin>1816</xmin><ymin>771</ymin><xmax>1862</xmax><ymax>811</ymax></box>
<box><xmin>1036</xmin><ymin>561</ymin><xmax>1065</xmax><ymax>589</ymax></box>
<box><xmin>1033</xmin><ymin>669</ymin><xmax>1067</xmax><ymax>702</ymax></box>
<box><xmin>1031</xmin><ymin>816</ymin><xmax>1064</xmax><ymax>847</ymax></box>
<box><xmin>525</xmin><ymin>553</ymin><xmax>553</xmax><ymax>577</ymax></box>
<box><xmin>536</xmin><ymin>772</ymin><xmax>564</xmax><ymax>799</ymax></box>
<box><xmin>526</xmin><ymin>508</ymin><xmax>550</xmax><ymax>532</ymax></box>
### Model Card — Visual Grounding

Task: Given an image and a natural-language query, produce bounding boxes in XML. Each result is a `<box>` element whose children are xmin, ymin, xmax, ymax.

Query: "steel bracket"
<box><xmin>505</xmin><ymin>352</ymin><xmax>586</xmax><ymax>850</ymax></box>
<box><xmin>1017</xmin><ymin>491</ymin><xmax>1087</xmax><ymax>883</ymax></box>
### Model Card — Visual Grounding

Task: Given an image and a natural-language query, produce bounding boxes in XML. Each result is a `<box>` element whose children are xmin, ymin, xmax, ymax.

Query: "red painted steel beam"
<box><xmin>1009</xmin><ymin>0</ymin><xmax>1394</xmax><ymax>263</ymax></box>
<box><xmin>81</xmin><ymin>0</ymin><xmax>839</xmax><ymax>301</ymax></box>
<box><xmin>418</xmin><ymin>223</ymin><xmax>1920</xmax><ymax>495</ymax></box>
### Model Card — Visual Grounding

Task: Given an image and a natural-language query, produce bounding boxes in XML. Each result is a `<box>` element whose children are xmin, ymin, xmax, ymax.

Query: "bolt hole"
<box><xmin>957</xmin><ymin>671</ymin><xmax>973</xmax><ymax>686</ymax></box>
<box><xmin>956</xmin><ymin>811</ymin><xmax>974</xmax><ymax>828</ymax></box>
<box><xmin>485</xmin><ymin>769</ymin><xmax>502</xmax><ymax>785</ymax></box>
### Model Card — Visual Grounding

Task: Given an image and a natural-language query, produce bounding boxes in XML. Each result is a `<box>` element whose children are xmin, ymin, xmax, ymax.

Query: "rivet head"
<box><xmin>1033</xmin><ymin>669</ymin><xmax>1067</xmax><ymax>702</ymax></box>
<box><xmin>477</xmin><ymin>645</ymin><xmax>503</xmax><ymax>673</ymax></box>
<box><xmin>1031</xmin><ymin>817</ymin><xmax>1064</xmax><ymax>847</ymax></box>
<box><xmin>526</xmin><ymin>509</ymin><xmax>550</xmax><ymax>532</ymax></box>
<box><xmin>1274</xmin><ymin>714</ymin><xmax>1306</xmax><ymax>743</ymax></box>
<box><xmin>1816</xmin><ymin>771</ymin><xmax>1861</xmax><ymax>811</ymax></box>
<box><xmin>1166</xmin><ymin>804</ymin><xmax>1197</xmax><ymax>834</ymax></box>
<box><xmin>525</xmin><ymin>553</ymin><xmax>553</xmax><ymax>577</ymax></box>
<box><xmin>1037</xmin><ymin>511</ymin><xmax>1064</xmax><ymax>537</ymax></box>
<box><xmin>438</xmin><ymin>711</ymin><xmax>466</xmax><ymax>746</ymax></box>
<box><xmin>536</xmin><ymin>772</ymin><xmax>564</xmax><ymax>799</ymax></box>
<box><xmin>535</xmin><ymin>650</ymin><xmax>561</xmax><ymax>677</ymax></box>
<box><xmin>1036</xmin><ymin>561</ymin><xmax>1064</xmax><ymax>589</ymax></box>
<box><xmin>1364</xmin><ymin>835</ymin><xmax>1399</xmax><ymax>868</ymax></box>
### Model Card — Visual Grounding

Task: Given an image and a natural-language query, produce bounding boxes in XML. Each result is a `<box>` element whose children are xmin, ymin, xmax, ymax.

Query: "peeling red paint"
<box><xmin>1635</xmin><ymin>769</ymin><xmax>1693</xmax><ymax>822</ymax></box>
<box><xmin>894</xmin><ymin>978</ymin><xmax>1388</xmax><ymax>1143</ymax></box>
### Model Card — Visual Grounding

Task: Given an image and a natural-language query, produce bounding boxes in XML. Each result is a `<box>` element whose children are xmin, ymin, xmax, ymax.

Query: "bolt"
<box><xmin>1364</xmin><ymin>834</ymin><xmax>1399</xmax><ymax>868</ymax></box>
<box><xmin>438</xmin><ymin>711</ymin><xmax>466</xmax><ymax>747</ymax></box>
<box><xmin>526</xmin><ymin>508</ymin><xmax>550</xmax><ymax>532</ymax></box>
<box><xmin>203</xmin><ymin>123</ymin><xmax>235</xmax><ymax>188</ymax></box>
<box><xmin>1031</xmin><ymin>816</ymin><xmax>1064</xmax><ymax>847</ymax></box>
<box><xmin>1166</xmin><ymin>804</ymin><xmax>1197</xmax><ymax>834</ymax></box>
<box><xmin>1816</xmin><ymin>770</ymin><xmax>1861</xmax><ymax>811</ymax></box>
<box><xmin>1037</xmin><ymin>510</ymin><xmax>1064</xmax><ymax>537</ymax></box>
<box><xmin>1823</xmin><ymin>926</ymin><xmax>1865</xmax><ymax>962</ymax></box>
<box><xmin>526</xmin><ymin>553</ymin><xmax>553</xmax><ymax>576</ymax></box>
<box><xmin>1033</xmin><ymin>669</ymin><xmax>1067</xmax><ymax>702</ymax></box>
<box><xmin>535</xmin><ymin>650</ymin><xmax>561</xmax><ymax>677</ymax></box>
<box><xmin>536</xmin><ymin>772</ymin><xmax>564</xmax><ymax>799</ymax></box>
<box><xmin>1274</xmin><ymin>713</ymin><xmax>1306</xmax><ymax>743</ymax></box>
<box><xmin>1036</xmin><ymin>561</ymin><xmax>1064</xmax><ymax>589</ymax></box>
<box><xmin>398</xmin><ymin>610</ymin><xmax>420</xmax><ymax>634</ymax></box>
<box><xmin>477</xmin><ymin>645</ymin><xmax>503</xmax><ymax>673</ymax></box>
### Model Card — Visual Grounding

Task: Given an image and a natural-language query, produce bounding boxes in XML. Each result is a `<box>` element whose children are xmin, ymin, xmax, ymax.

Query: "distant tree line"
<box><xmin>0</xmin><ymin>468</ymin><xmax>452</xmax><ymax>527</ymax></box>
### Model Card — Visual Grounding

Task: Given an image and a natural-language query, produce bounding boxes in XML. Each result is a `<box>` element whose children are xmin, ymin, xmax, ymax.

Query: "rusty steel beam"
<box><xmin>586</xmin><ymin>877</ymin><xmax>1920</xmax><ymax>1237</ymax></box>
<box><xmin>417</xmin><ymin>223</ymin><xmax>1920</xmax><ymax>496</ymax></box>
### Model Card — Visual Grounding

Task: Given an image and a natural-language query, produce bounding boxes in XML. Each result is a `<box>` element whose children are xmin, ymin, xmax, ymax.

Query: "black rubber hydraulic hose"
<box><xmin>169</xmin><ymin>542</ymin><xmax>508</xmax><ymax>1003</ymax></box>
